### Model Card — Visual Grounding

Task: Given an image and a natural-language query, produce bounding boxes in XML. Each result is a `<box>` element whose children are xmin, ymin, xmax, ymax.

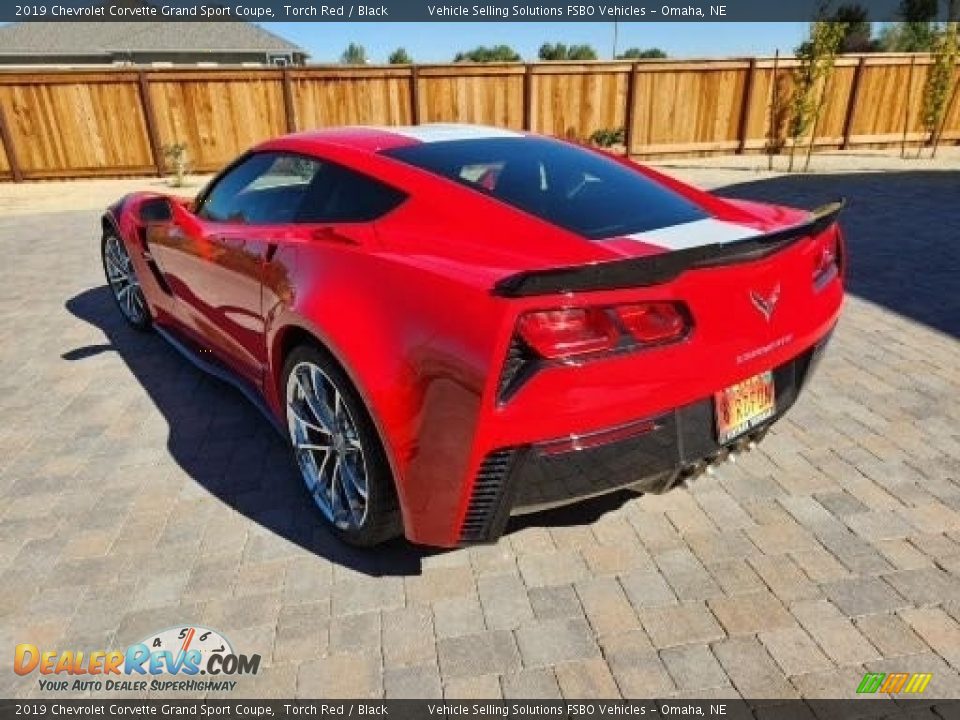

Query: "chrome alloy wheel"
<box><xmin>286</xmin><ymin>361</ymin><xmax>369</xmax><ymax>530</ymax></box>
<box><xmin>104</xmin><ymin>234</ymin><xmax>147</xmax><ymax>324</ymax></box>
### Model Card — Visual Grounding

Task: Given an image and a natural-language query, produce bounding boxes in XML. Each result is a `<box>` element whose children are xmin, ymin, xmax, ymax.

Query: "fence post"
<box><xmin>282</xmin><ymin>68</ymin><xmax>297</xmax><ymax>133</ymax></box>
<box><xmin>900</xmin><ymin>55</ymin><xmax>918</xmax><ymax>158</ymax></box>
<box><xmin>623</xmin><ymin>62</ymin><xmax>638</xmax><ymax>156</ymax></box>
<box><xmin>523</xmin><ymin>64</ymin><xmax>533</xmax><ymax>131</ymax></box>
<box><xmin>410</xmin><ymin>65</ymin><xmax>420</xmax><ymax>125</ymax></box>
<box><xmin>137</xmin><ymin>71</ymin><xmax>164</xmax><ymax>177</ymax></box>
<box><xmin>841</xmin><ymin>56</ymin><xmax>867</xmax><ymax>150</ymax></box>
<box><xmin>0</xmin><ymin>106</ymin><xmax>23</xmax><ymax>182</ymax></box>
<box><xmin>766</xmin><ymin>50</ymin><xmax>781</xmax><ymax>170</ymax></box>
<box><xmin>736</xmin><ymin>58</ymin><xmax>758</xmax><ymax>154</ymax></box>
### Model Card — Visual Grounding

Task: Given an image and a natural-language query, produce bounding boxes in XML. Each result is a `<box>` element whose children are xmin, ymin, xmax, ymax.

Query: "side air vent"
<box><xmin>496</xmin><ymin>337</ymin><xmax>539</xmax><ymax>404</ymax></box>
<box><xmin>459</xmin><ymin>448</ymin><xmax>517</xmax><ymax>543</ymax></box>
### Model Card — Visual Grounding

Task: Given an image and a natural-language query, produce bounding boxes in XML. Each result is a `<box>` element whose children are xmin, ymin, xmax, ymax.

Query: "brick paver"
<box><xmin>1</xmin><ymin>164</ymin><xmax>958</xmax><ymax>700</ymax></box>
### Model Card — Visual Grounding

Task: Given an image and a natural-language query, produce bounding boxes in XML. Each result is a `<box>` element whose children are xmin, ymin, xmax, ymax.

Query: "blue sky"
<box><xmin>260</xmin><ymin>22</ymin><xmax>810</xmax><ymax>63</ymax></box>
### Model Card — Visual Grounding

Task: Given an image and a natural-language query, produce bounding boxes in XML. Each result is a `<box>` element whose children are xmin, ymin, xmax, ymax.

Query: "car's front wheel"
<box><xmin>101</xmin><ymin>230</ymin><xmax>151</xmax><ymax>330</ymax></box>
<box><xmin>283</xmin><ymin>345</ymin><xmax>401</xmax><ymax>546</ymax></box>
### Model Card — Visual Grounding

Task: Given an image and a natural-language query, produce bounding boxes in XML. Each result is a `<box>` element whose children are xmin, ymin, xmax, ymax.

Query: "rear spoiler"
<box><xmin>492</xmin><ymin>199</ymin><xmax>845</xmax><ymax>298</ymax></box>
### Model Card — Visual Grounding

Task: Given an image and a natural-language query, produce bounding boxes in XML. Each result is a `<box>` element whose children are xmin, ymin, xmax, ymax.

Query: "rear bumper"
<box><xmin>459</xmin><ymin>331</ymin><xmax>832</xmax><ymax>544</ymax></box>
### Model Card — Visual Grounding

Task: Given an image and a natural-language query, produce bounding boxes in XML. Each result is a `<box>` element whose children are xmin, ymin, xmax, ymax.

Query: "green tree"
<box><xmin>538</xmin><ymin>42</ymin><xmax>568</xmax><ymax>60</ymax></box>
<box><xmin>617</xmin><ymin>47</ymin><xmax>668</xmax><ymax>59</ymax></box>
<box><xmin>340</xmin><ymin>43</ymin><xmax>368</xmax><ymax>65</ymax></box>
<box><xmin>833</xmin><ymin>4</ymin><xmax>877</xmax><ymax>51</ymax></box>
<box><xmin>879</xmin><ymin>0</ymin><xmax>939</xmax><ymax>51</ymax></box>
<box><xmin>567</xmin><ymin>44</ymin><xmax>598</xmax><ymax>60</ymax></box>
<box><xmin>388</xmin><ymin>47</ymin><xmax>412</xmax><ymax>64</ymax></box>
<box><xmin>795</xmin><ymin>4</ymin><xmax>876</xmax><ymax>54</ymax></box>
<box><xmin>454</xmin><ymin>45</ymin><xmax>521</xmax><ymax>62</ymax></box>
<box><xmin>922</xmin><ymin>22</ymin><xmax>959</xmax><ymax>156</ymax></box>
<box><xmin>789</xmin><ymin>20</ymin><xmax>848</xmax><ymax>171</ymax></box>
<box><xmin>539</xmin><ymin>43</ymin><xmax>598</xmax><ymax>60</ymax></box>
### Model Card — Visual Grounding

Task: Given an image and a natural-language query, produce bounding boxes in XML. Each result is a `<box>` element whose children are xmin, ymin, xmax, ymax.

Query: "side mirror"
<box><xmin>139</xmin><ymin>197</ymin><xmax>173</xmax><ymax>224</ymax></box>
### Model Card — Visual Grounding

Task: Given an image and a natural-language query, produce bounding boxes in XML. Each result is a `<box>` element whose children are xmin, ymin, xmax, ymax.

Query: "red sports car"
<box><xmin>101</xmin><ymin>124</ymin><xmax>844</xmax><ymax>548</ymax></box>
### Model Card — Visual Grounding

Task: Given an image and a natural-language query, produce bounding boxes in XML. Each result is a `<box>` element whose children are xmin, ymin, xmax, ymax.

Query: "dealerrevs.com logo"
<box><xmin>14</xmin><ymin>626</ymin><xmax>260</xmax><ymax>693</ymax></box>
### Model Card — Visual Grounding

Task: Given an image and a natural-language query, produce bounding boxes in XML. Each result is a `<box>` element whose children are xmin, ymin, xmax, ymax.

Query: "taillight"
<box><xmin>516</xmin><ymin>302</ymin><xmax>689</xmax><ymax>362</ymax></box>
<box><xmin>616</xmin><ymin>302</ymin><xmax>687</xmax><ymax>344</ymax></box>
<box><xmin>500</xmin><ymin>301</ymin><xmax>691</xmax><ymax>402</ymax></box>
<box><xmin>517</xmin><ymin>308</ymin><xmax>618</xmax><ymax>359</ymax></box>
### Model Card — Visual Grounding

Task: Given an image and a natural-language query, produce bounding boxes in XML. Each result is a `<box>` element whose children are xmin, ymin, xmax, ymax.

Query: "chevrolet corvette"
<box><xmin>101</xmin><ymin>124</ymin><xmax>844</xmax><ymax>547</ymax></box>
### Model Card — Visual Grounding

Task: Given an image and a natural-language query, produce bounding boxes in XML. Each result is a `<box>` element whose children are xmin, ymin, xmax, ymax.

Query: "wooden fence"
<box><xmin>0</xmin><ymin>54</ymin><xmax>957</xmax><ymax>181</ymax></box>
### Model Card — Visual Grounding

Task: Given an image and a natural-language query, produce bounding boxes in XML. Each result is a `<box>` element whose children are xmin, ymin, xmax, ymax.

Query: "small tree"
<box><xmin>340</xmin><ymin>43</ymin><xmax>368</xmax><ymax>65</ymax></box>
<box><xmin>539</xmin><ymin>43</ymin><xmax>598</xmax><ymax>61</ymax></box>
<box><xmin>833</xmin><ymin>4</ymin><xmax>877</xmax><ymax>51</ymax></box>
<box><xmin>454</xmin><ymin>45</ymin><xmax>521</xmax><ymax>63</ymax></box>
<box><xmin>922</xmin><ymin>22</ymin><xmax>959</xmax><ymax>157</ymax></box>
<box><xmin>567</xmin><ymin>44</ymin><xmax>598</xmax><ymax>60</ymax></box>
<box><xmin>589</xmin><ymin>127</ymin><xmax>626</xmax><ymax>148</ymax></box>
<box><xmin>162</xmin><ymin>142</ymin><xmax>188</xmax><ymax>187</ymax></box>
<box><xmin>538</xmin><ymin>42</ymin><xmax>568</xmax><ymax>61</ymax></box>
<box><xmin>388</xmin><ymin>47</ymin><xmax>412</xmax><ymax>64</ymax></box>
<box><xmin>879</xmin><ymin>0</ymin><xmax>939</xmax><ymax>51</ymax></box>
<box><xmin>788</xmin><ymin>20</ymin><xmax>848</xmax><ymax>172</ymax></box>
<box><xmin>617</xmin><ymin>47</ymin><xmax>667</xmax><ymax>59</ymax></box>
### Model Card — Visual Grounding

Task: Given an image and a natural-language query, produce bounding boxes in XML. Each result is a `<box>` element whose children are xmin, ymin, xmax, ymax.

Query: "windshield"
<box><xmin>382</xmin><ymin>137</ymin><xmax>708</xmax><ymax>239</ymax></box>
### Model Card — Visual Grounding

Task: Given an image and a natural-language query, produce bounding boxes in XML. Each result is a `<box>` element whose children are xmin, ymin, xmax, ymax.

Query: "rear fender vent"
<box><xmin>459</xmin><ymin>448</ymin><xmax>518</xmax><ymax>544</ymax></box>
<box><xmin>497</xmin><ymin>336</ymin><xmax>539</xmax><ymax>404</ymax></box>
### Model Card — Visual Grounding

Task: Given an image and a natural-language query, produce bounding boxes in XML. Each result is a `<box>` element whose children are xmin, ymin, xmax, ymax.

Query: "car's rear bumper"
<box><xmin>458</xmin><ymin>330</ymin><xmax>832</xmax><ymax>544</ymax></box>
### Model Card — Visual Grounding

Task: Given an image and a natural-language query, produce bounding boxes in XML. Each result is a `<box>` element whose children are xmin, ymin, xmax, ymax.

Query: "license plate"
<box><xmin>715</xmin><ymin>371</ymin><xmax>776</xmax><ymax>444</ymax></box>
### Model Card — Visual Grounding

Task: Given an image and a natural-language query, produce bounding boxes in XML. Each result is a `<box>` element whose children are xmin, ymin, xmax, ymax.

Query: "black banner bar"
<box><xmin>1</xmin><ymin>0</ymin><xmax>955</xmax><ymax>23</ymax></box>
<box><xmin>1</xmin><ymin>699</ymin><xmax>960</xmax><ymax>719</ymax></box>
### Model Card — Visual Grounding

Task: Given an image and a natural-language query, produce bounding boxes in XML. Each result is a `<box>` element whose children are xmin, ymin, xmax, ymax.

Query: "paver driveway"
<box><xmin>0</xmin><ymin>165</ymin><xmax>958</xmax><ymax>703</ymax></box>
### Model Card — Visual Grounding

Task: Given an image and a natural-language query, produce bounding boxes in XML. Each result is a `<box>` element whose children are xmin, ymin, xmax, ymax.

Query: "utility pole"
<box><xmin>613</xmin><ymin>22</ymin><xmax>619</xmax><ymax>59</ymax></box>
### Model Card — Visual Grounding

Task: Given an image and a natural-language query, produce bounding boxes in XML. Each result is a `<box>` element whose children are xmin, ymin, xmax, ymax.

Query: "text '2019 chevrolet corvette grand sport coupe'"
<box><xmin>101</xmin><ymin>124</ymin><xmax>844</xmax><ymax>548</ymax></box>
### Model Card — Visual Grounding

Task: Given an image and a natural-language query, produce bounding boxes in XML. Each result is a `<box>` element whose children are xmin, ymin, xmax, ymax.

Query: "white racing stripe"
<box><xmin>385</xmin><ymin>123</ymin><xmax>523</xmax><ymax>143</ymax></box>
<box><xmin>627</xmin><ymin>218</ymin><xmax>763</xmax><ymax>251</ymax></box>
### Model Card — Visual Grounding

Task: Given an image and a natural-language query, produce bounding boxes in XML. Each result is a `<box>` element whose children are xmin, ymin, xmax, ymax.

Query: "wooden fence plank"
<box><xmin>282</xmin><ymin>69</ymin><xmax>297</xmax><ymax>133</ymax></box>
<box><xmin>0</xmin><ymin>106</ymin><xmax>22</xmax><ymax>182</ymax></box>
<box><xmin>737</xmin><ymin>58</ymin><xmax>757</xmax><ymax>153</ymax></box>
<box><xmin>624</xmin><ymin>63</ymin><xmax>638</xmax><ymax>155</ymax></box>
<box><xmin>410</xmin><ymin>66</ymin><xmax>420</xmax><ymax>125</ymax></box>
<box><xmin>138</xmin><ymin>71</ymin><xmax>164</xmax><ymax>176</ymax></box>
<box><xmin>842</xmin><ymin>56</ymin><xmax>867</xmax><ymax>149</ymax></box>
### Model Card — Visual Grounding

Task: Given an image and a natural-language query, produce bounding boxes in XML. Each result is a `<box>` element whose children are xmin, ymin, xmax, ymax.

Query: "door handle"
<box><xmin>311</xmin><ymin>226</ymin><xmax>359</xmax><ymax>245</ymax></box>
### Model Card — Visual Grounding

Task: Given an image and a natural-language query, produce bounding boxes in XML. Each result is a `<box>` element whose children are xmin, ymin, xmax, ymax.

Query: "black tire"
<box><xmin>101</xmin><ymin>230</ymin><xmax>152</xmax><ymax>331</ymax></box>
<box><xmin>282</xmin><ymin>343</ymin><xmax>402</xmax><ymax>547</ymax></box>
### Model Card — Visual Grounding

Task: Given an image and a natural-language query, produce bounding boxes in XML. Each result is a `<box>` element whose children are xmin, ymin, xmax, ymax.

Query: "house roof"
<box><xmin>0</xmin><ymin>3</ymin><xmax>306</xmax><ymax>57</ymax></box>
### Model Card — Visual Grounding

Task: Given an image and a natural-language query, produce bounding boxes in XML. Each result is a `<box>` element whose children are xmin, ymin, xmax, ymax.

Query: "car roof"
<box><xmin>260</xmin><ymin>123</ymin><xmax>529</xmax><ymax>154</ymax></box>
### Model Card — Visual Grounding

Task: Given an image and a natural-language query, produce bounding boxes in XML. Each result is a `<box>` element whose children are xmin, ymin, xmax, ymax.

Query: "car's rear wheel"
<box><xmin>283</xmin><ymin>345</ymin><xmax>401</xmax><ymax>546</ymax></box>
<box><xmin>102</xmin><ymin>230</ymin><xmax>151</xmax><ymax>330</ymax></box>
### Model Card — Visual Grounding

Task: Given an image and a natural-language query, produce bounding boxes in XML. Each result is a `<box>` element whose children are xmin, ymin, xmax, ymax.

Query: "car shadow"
<box><xmin>64</xmin><ymin>286</ymin><xmax>634</xmax><ymax>574</ymax></box>
<box><xmin>716</xmin><ymin>170</ymin><xmax>959</xmax><ymax>340</ymax></box>
<box><xmin>63</xmin><ymin>286</ymin><xmax>441</xmax><ymax>577</ymax></box>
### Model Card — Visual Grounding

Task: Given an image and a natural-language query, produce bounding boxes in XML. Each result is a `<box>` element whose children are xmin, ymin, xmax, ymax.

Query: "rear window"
<box><xmin>383</xmin><ymin>137</ymin><xmax>707</xmax><ymax>239</ymax></box>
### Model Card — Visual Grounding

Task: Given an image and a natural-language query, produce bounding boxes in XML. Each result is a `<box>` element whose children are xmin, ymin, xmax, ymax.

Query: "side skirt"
<box><xmin>154</xmin><ymin>325</ymin><xmax>287</xmax><ymax>440</ymax></box>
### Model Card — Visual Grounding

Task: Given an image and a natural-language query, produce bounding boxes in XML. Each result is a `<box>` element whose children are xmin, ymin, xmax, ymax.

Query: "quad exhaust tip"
<box><xmin>674</xmin><ymin>434</ymin><xmax>761</xmax><ymax>489</ymax></box>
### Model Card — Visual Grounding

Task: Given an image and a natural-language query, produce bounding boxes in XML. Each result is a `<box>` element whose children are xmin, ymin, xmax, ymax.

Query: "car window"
<box><xmin>198</xmin><ymin>152</ymin><xmax>405</xmax><ymax>225</ymax></box>
<box><xmin>295</xmin><ymin>164</ymin><xmax>407</xmax><ymax>223</ymax></box>
<box><xmin>197</xmin><ymin>153</ymin><xmax>323</xmax><ymax>224</ymax></box>
<box><xmin>383</xmin><ymin>137</ymin><xmax>707</xmax><ymax>239</ymax></box>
